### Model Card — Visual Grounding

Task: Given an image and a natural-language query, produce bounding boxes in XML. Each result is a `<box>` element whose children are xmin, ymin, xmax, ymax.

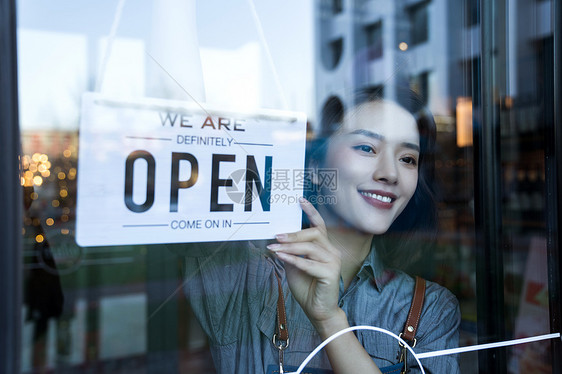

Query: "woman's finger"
<box><xmin>267</xmin><ymin>242</ymin><xmax>337</xmax><ymax>263</ymax></box>
<box><xmin>276</xmin><ymin>226</ymin><xmax>325</xmax><ymax>244</ymax></box>
<box><xmin>275</xmin><ymin>251</ymin><xmax>339</xmax><ymax>280</ymax></box>
<box><xmin>299</xmin><ymin>197</ymin><xmax>327</xmax><ymax>232</ymax></box>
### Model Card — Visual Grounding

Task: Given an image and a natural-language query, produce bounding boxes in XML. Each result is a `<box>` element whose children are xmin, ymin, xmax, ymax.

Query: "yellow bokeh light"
<box><xmin>35</xmin><ymin>234</ymin><xmax>44</xmax><ymax>243</ymax></box>
<box><xmin>399</xmin><ymin>42</ymin><xmax>408</xmax><ymax>51</ymax></box>
<box><xmin>29</xmin><ymin>164</ymin><xmax>38</xmax><ymax>173</ymax></box>
<box><xmin>456</xmin><ymin>97</ymin><xmax>473</xmax><ymax>147</ymax></box>
<box><xmin>25</xmin><ymin>170</ymin><xmax>33</xmax><ymax>179</ymax></box>
<box><xmin>63</xmin><ymin>149</ymin><xmax>72</xmax><ymax>158</ymax></box>
<box><xmin>60</xmin><ymin>189</ymin><xmax>68</xmax><ymax>198</ymax></box>
<box><xmin>41</xmin><ymin>170</ymin><xmax>51</xmax><ymax>178</ymax></box>
<box><xmin>69</xmin><ymin>168</ymin><xmax>77</xmax><ymax>176</ymax></box>
<box><xmin>33</xmin><ymin>176</ymin><xmax>43</xmax><ymax>186</ymax></box>
<box><xmin>52</xmin><ymin>200</ymin><xmax>60</xmax><ymax>207</ymax></box>
<box><xmin>39</xmin><ymin>154</ymin><xmax>48</xmax><ymax>163</ymax></box>
<box><xmin>30</xmin><ymin>192</ymin><xmax>38</xmax><ymax>200</ymax></box>
<box><xmin>61</xmin><ymin>215</ymin><xmax>69</xmax><ymax>222</ymax></box>
<box><xmin>61</xmin><ymin>228</ymin><xmax>70</xmax><ymax>235</ymax></box>
<box><xmin>62</xmin><ymin>207</ymin><xmax>70</xmax><ymax>214</ymax></box>
<box><xmin>32</xmin><ymin>153</ymin><xmax>41</xmax><ymax>162</ymax></box>
<box><xmin>38</xmin><ymin>164</ymin><xmax>47</xmax><ymax>173</ymax></box>
<box><xmin>20</xmin><ymin>177</ymin><xmax>25</xmax><ymax>186</ymax></box>
<box><xmin>46</xmin><ymin>218</ymin><xmax>55</xmax><ymax>226</ymax></box>
<box><xmin>22</xmin><ymin>228</ymin><xmax>26</xmax><ymax>235</ymax></box>
<box><xmin>58</xmin><ymin>172</ymin><xmax>66</xmax><ymax>180</ymax></box>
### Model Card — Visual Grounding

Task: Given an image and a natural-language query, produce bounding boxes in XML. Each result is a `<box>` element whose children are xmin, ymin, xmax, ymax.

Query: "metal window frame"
<box><xmin>0</xmin><ymin>0</ymin><xmax>22</xmax><ymax>373</ymax></box>
<box><xmin>474</xmin><ymin>0</ymin><xmax>507</xmax><ymax>371</ymax></box>
<box><xmin>475</xmin><ymin>0</ymin><xmax>562</xmax><ymax>372</ymax></box>
<box><xmin>547</xmin><ymin>0</ymin><xmax>562</xmax><ymax>372</ymax></box>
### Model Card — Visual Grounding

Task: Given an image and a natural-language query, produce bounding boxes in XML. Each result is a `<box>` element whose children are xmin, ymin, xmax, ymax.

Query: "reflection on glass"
<box><xmin>13</xmin><ymin>0</ymin><xmax>558</xmax><ymax>373</ymax></box>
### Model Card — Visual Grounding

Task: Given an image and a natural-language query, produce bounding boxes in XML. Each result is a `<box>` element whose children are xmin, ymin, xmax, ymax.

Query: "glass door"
<box><xmin>2</xmin><ymin>0</ymin><xmax>561</xmax><ymax>373</ymax></box>
<box><xmin>473</xmin><ymin>0</ymin><xmax>561</xmax><ymax>372</ymax></box>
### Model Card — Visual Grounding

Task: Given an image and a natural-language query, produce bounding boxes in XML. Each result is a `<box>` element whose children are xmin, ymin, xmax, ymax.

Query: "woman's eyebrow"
<box><xmin>348</xmin><ymin>129</ymin><xmax>420</xmax><ymax>152</ymax></box>
<box><xmin>401</xmin><ymin>142</ymin><xmax>420</xmax><ymax>152</ymax></box>
<box><xmin>349</xmin><ymin>129</ymin><xmax>384</xmax><ymax>140</ymax></box>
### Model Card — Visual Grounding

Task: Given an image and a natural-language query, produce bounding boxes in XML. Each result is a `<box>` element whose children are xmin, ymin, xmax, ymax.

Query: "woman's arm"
<box><xmin>313</xmin><ymin>309</ymin><xmax>384</xmax><ymax>374</ymax></box>
<box><xmin>268</xmin><ymin>198</ymin><xmax>383</xmax><ymax>374</ymax></box>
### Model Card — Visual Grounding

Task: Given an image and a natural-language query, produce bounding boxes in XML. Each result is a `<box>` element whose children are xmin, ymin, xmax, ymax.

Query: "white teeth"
<box><xmin>360</xmin><ymin>192</ymin><xmax>393</xmax><ymax>203</ymax></box>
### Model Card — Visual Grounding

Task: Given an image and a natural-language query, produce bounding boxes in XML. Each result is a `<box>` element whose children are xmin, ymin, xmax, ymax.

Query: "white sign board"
<box><xmin>76</xmin><ymin>93</ymin><xmax>307</xmax><ymax>246</ymax></box>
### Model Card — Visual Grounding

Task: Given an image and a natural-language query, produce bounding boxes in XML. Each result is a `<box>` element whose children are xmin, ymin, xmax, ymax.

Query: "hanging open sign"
<box><xmin>76</xmin><ymin>93</ymin><xmax>307</xmax><ymax>246</ymax></box>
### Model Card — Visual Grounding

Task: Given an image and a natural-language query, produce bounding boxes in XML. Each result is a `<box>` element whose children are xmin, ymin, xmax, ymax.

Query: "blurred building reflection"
<box><xmin>314</xmin><ymin>0</ymin><xmax>553</xmax><ymax>373</ymax></box>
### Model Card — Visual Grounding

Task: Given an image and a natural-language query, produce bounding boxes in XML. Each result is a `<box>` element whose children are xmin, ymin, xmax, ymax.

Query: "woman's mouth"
<box><xmin>359</xmin><ymin>190</ymin><xmax>396</xmax><ymax>209</ymax></box>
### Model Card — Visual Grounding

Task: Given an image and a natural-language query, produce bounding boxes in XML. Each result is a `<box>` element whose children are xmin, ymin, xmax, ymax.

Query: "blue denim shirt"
<box><xmin>183</xmin><ymin>240</ymin><xmax>460</xmax><ymax>373</ymax></box>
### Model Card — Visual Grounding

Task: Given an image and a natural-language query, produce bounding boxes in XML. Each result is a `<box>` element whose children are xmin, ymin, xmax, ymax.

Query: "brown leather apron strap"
<box><xmin>275</xmin><ymin>271</ymin><xmax>289</xmax><ymax>343</ymax></box>
<box><xmin>273</xmin><ymin>271</ymin><xmax>289</xmax><ymax>373</ymax></box>
<box><xmin>398</xmin><ymin>276</ymin><xmax>426</xmax><ymax>373</ymax></box>
<box><xmin>402</xmin><ymin>276</ymin><xmax>426</xmax><ymax>344</ymax></box>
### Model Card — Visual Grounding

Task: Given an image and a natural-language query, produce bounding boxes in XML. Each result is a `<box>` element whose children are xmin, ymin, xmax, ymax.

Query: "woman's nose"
<box><xmin>372</xmin><ymin>152</ymin><xmax>398</xmax><ymax>184</ymax></box>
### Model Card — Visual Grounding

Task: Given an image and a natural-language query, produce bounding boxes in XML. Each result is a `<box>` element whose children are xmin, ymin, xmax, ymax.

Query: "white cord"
<box><xmin>285</xmin><ymin>326</ymin><xmax>561</xmax><ymax>374</ymax></box>
<box><xmin>285</xmin><ymin>325</ymin><xmax>426</xmax><ymax>374</ymax></box>
<box><xmin>416</xmin><ymin>332</ymin><xmax>561</xmax><ymax>359</ymax></box>
<box><xmin>95</xmin><ymin>0</ymin><xmax>127</xmax><ymax>92</ymax></box>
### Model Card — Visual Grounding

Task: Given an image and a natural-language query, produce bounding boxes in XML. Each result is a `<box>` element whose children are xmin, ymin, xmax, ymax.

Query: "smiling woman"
<box><xmin>318</xmin><ymin>100</ymin><xmax>421</xmax><ymax>236</ymax></box>
<box><xmin>306</xmin><ymin>89</ymin><xmax>439</xmax><ymax>270</ymax></box>
<box><xmin>182</xmin><ymin>89</ymin><xmax>460</xmax><ymax>373</ymax></box>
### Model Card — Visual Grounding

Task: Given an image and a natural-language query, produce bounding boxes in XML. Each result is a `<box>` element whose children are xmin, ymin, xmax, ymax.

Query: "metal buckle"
<box><xmin>272</xmin><ymin>333</ymin><xmax>289</xmax><ymax>350</ymax></box>
<box><xmin>273</xmin><ymin>334</ymin><xmax>289</xmax><ymax>374</ymax></box>
<box><xmin>398</xmin><ymin>332</ymin><xmax>417</xmax><ymax>348</ymax></box>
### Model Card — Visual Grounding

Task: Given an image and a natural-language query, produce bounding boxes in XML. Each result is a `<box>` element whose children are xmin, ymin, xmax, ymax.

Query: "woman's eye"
<box><xmin>353</xmin><ymin>145</ymin><xmax>375</xmax><ymax>154</ymax></box>
<box><xmin>401</xmin><ymin>156</ymin><xmax>418</xmax><ymax>166</ymax></box>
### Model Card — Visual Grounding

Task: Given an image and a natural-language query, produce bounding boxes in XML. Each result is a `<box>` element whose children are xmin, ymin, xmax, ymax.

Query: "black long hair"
<box><xmin>306</xmin><ymin>87</ymin><xmax>439</xmax><ymax>269</ymax></box>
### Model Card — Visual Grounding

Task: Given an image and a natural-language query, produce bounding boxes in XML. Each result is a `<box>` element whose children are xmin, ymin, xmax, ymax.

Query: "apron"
<box><xmin>266</xmin><ymin>362</ymin><xmax>405</xmax><ymax>374</ymax></box>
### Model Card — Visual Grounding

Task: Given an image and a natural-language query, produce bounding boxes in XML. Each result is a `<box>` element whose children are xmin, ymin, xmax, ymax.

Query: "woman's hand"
<box><xmin>268</xmin><ymin>198</ymin><xmax>383</xmax><ymax>373</ymax></box>
<box><xmin>267</xmin><ymin>198</ymin><xmax>343</xmax><ymax>328</ymax></box>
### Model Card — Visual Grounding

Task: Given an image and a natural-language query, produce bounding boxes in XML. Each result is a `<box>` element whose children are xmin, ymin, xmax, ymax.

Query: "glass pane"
<box><xmin>15</xmin><ymin>0</ymin><xmax>558</xmax><ymax>373</ymax></box>
<box><xmin>498</xmin><ymin>13</ymin><xmax>553</xmax><ymax>374</ymax></box>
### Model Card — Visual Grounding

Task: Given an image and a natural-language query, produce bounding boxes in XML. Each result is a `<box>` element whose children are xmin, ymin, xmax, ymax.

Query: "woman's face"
<box><xmin>321</xmin><ymin>101</ymin><xmax>420</xmax><ymax>234</ymax></box>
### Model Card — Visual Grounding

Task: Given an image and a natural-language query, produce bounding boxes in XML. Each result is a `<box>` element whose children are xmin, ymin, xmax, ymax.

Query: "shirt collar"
<box><xmin>358</xmin><ymin>241</ymin><xmax>396</xmax><ymax>292</ymax></box>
